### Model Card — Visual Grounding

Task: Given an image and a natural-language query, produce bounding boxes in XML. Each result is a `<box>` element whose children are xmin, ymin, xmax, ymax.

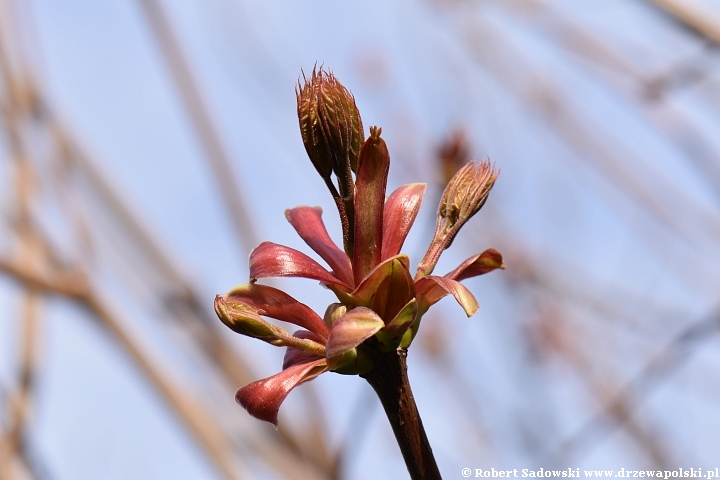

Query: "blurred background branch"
<box><xmin>1</xmin><ymin>0</ymin><xmax>719</xmax><ymax>477</ymax></box>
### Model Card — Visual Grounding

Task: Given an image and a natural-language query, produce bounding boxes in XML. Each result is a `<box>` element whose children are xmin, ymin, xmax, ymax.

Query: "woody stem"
<box><xmin>323</xmin><ymin>176</ymin><xmax>353</xmax><ymax>258</ymax></box>
<box><xmin>362</xmin><ymin>348</ymin><xmax>441</xmax><ymax>480</ymax></box>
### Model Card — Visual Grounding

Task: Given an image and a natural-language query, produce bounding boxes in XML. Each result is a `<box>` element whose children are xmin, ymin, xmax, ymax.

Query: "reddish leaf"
<box><xmin>415</xmin><ymin>275</ymin><xmax>479</xmax><ymax>317</ymax></box>
<box><xmin>249</xmin><ymin>241</ymin><xmax>351</xmax><ymax>290</ymax></box>
<box><xmin>235</xmin><ymin>358</ymin><xmax>328</xmax><ymax>426</ymax></box>
<box><xmin>325</xmin><ymin>307</ymin><xmax>384</xmax><ymax>360</ymax></box>
<box><xmin>445</xmin><ymin>248</ymin><xmax>505</xmax><ymax>281</ymax></box>
<box><xmin>225</xmin><ymin>283</ymin><xmax>329</xmax><ymax>341</ymax></box>
<box><xmin>383</xmin><ymin>298</ymin><xmax>418</xmax><ymax>337</ymax></box>
<box><xmin>370</xmin><ymin>256</ymin><xmax>415</xmax><ymax>322</ymax></box>
<box><xmin>285</xmin><ymin>206</ymin><xmax>354</xmax><ymax>286</ymax></box>
<box><xmin>283</xmin><ymin>330</ymin><xmax>325</xmax><ymax>370</ymax></box>
<box><xmin>381</xmin><ymin>183</ymin><xmax>426</xmax><ymax>261</ymax></box>
<box><xmin>353</xmin><ymin>128</ymin><xmax>390</xmax><ymax>285</ymax></box>
<box><xmin>331</xmin><ymin>255</ymin><xmax>410</xmax><ymax>308</ymax></box>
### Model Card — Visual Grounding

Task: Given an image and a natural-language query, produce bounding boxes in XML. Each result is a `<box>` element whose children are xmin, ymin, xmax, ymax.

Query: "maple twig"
<box><xmin>362</xmin><ymin>349</ymin><xmax>441</xmax><ymax>480</ymax></box>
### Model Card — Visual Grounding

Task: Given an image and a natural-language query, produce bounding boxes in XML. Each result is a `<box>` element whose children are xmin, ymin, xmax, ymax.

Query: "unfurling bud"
<box><xmin>323</xmin><ymin>303</ymin><xmax>347</xmax><ymax>328</ymax></box>
<box><xmin>416</xmin><ymin>159</ymin><xmax>499</xmax><ymax>278</ymax></box>
<box><xmin>296</xmin><ymin>67</ymin><xmax>364</xmax><ymax>192</ymax></box>
<box><xmin>297</xmin><ymin>66</ymin><xmax>365</xmax><ymax>256</ymax></box>
<box><xmin>215</xmin><ymin>294</ymin><xmax>328</xmax><ymax>356</ymax></box>
<box><xmin>214</xmin><ymin>294</ymin><xmax>289</xmax><ymax>345</ymax></box>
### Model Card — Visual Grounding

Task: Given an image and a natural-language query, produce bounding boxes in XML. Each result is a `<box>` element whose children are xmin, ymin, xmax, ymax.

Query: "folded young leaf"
<box><xmin>353</xmin><ymin>127</ymin><xmax>390</xmax><ymax>285</ymax></box>
<box><xmin>331</xmin><ymin>255</ymin><xmax>410</xmax><ymax>307</ymax></box>
<box><xmin>382</xmin><ymin>298</ymin><xmax>418</xmax><ymax>338</ymax></box>
<box><xmin>370</xmin><ymin>256</ymin><xmax>415</xmax><ymax>323</ymax></box>
<box><xmin>325</xmin><ymin>307</ymin><xmax>384</xmax><ymax>360</ymax></box>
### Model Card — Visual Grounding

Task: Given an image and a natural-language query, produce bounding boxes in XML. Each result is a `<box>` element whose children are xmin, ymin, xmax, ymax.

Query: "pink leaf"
<box><xmin>325</xmin><ymin>307</ymin><xmax>384</xmax><ymax>360</ymax></box>
<box><xmin>285</xmin><ymin>206</ymin><xmax>354</xmax><ymax>287</ymax></box>
<box><xmin>235</xmin><ymin>358</ymin><xmax>328</xmax><ymax>426</ymax></box>
<box><xmin>225</xmin><ymin>283</ymin><xmax>330</xmax><ymax>341</ymax></box>
<box><xmin>445</xmin><ymin>248</ymin><xmax>505</xmax><ymax>281</ymax></box>
<box><xmin>415</xmin><ymin>275</ymin><xmax>479</xmax><ymax>317</ymax></box>
<box><xmin>381</xmin><ymin>183</ymin><xmax>426</xmax><ymax>261</ymax></box>
<box><xmin>353</xmin><ymin>128</ymin><xmax>390</xmax><ymax>285</ymax></box>
<box><xmin>249</xmin><ymin>241</ymin><xmax>351</xmax><ymax>290</ymax></box>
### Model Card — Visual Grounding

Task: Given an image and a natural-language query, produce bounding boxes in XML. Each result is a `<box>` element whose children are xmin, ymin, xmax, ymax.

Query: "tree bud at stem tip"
<box><xmin>296</xmin><ymin>66</ymin><xmax>364</xmax><ymax>187</ymax></box>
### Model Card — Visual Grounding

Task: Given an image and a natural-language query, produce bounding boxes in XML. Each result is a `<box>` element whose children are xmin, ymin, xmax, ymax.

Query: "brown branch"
<box><xmin>362</xmin><ymin>349</ymin><xmax>441</xmax><ymax>480</ymax></box>
<box><xmin>137</xmin><ymin>0</ymin><xmax>258</xmax><ymax>254</ymax></box>
<box><xmin>0</xmin><ymin>425</ymin><xmax>34</xmax><ymax>480</ymax></box>
<box><xmin>0</xmin><ymin>20</ymin><xmax>48</xmax><ymax>476</ymax></box>
<box><xmin>82</xmin><ymin>294</ymin><xmax>254</xmax><ymax>480</ymax></box>
<box><xmin>2</xmin><ymin>2</ymin><xmax>331</xmax><ymax>477</ymax></box>
<box><xmin>529</xmin><ymin>305</ymin><xmax>673</xmax><ymax>467</ymax></box>
<box><xmin>7</xmin><ymin>290</ymin><xmax>41</xmax><ymax>455</ymax></box>
<box><xmin>47</xmin><ymin>121</ymin><xmax>259</xmax><ymax>388</ymax></box>
<box><xmin>646</xmin><ymin>0</ymin><xmax>720</xmax><ymax>44</ymax></box>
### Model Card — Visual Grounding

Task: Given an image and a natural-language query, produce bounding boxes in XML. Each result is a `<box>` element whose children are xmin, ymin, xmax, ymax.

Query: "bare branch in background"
<box><xmin>7</xmin><ymin>291</ymin><xmax>41</xmax><ymax>461</ymax></box>
<box><xmin>0</xmin><ymin>1</ymin><xmax>336</xmax><ymax>476</ymax></box>
<box><xmin>647</xmin><ymin>0</ymin><xmax>720</xmax><ymax>44</ymax></box>
<box><xmin>495</xmin><ymin>0</ymin><xmax>720</xmax><ymax>205</ymax></box>
<box><xmin>0</xmin><ymin>255</ymin><xmax>244</xmax><ymax>479</ymax></box>
<box><xmin>43</xmin><ymin>94</ymin><xmax>337</xmax><ymax>480</ymax></box>
<box><xmin>528</xmin><ymin>306</ymin><xmax>673</xmax><ymax>467</ymax></box>
<box><xmin>137</xmin><ymin>0</ymin><xmax>258</xmax><ymax>255</ymax></box>
<box><xmin>556</xmin><ymin>310</ymin><xmax>720</xmax><ymax>464</ymax></box>
<box><xmin>458</xmin><ymin>14</ymin><xmax>720</xmax><ymax>247</ymax></box>
<box><xmin>0</xmin><ymin>425</ymin><xmax>34</xmax><ymax>480</ymax></box>
<box><xmin>2</xmin><ymin>0</ymin><xmax>720</xmax><ymax>475</ymax></box>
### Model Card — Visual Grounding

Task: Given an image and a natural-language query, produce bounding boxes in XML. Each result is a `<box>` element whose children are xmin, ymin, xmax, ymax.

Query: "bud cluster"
<box><xmin>215</xmin><ymin>66</ymin><xmax>504</xmax><ymax>428</ymax></box>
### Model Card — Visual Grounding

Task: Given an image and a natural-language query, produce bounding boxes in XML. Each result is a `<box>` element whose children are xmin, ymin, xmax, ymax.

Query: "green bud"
<box><xmin>322</xmin><ymin>303</ymin><xmax>347</xmax><ymax>328</ymax></box>
<box><xmin>331</xmin><ymin>347</ymin><xmax>375</xmax><ymax>375</ymax></box>
<box><xmin>214</xmin><ymin>294</ymin><xmax>288</xmax><ymax>345</ymax></box>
